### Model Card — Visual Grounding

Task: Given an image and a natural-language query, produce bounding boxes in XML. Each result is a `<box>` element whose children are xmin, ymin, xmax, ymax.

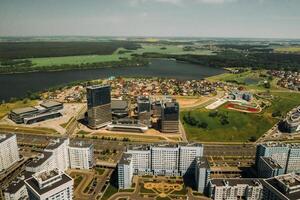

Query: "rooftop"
<box><xmin>119</xmin><ymin>153</ymin><xmax>132</xmax><ymax>165</ymax></box>
<box><xmin>27</xmin><ymin>151</ymin><xmax>53</xmax><ymax>168</ymax></box>
<box><xmin>69</xmin><ymin>141</ymin><xmax>92</xmax><ymax>148</ymax></box>
<box><xmin>263</xmin><ymin>174</ymin><xmax>300</xmax><ymax>199</ymax></box>
<box><xmin>25</xmin><ymin>169</ymin><xmax>72</xmax><ymax>195</ymax></box>
<box><xmin>45</xmin><ymin>138</ymin><xmax>68</xmax><ymax>150</ymax></box>
<box><xmin>86</xmin><ymin>85</ymin><xmax>110</xmax><ymax>90</ymax></box>
<box><xmin>40</xmin><ymin>101</ymin><xmax>63</xmax><ymax>109</ymax></box>
<box><xmin>260</xmin><ymin>157</ymin><xmax>283</xmax><ymax>169</ymax></box>
<box><xmin>111</xmin><ymin>100</ymin><xmax>128</xmax><ymax>110</ymax></box>
<box><xmin>5</xmin><ymin>176</ymin><xmax>26</xmax><ymax>194</ymax></box>
<box><xmin>0</xmin><ymin>133</ymin><xmax>14</xmax><ymax>143</ymax></box>
<box><xmin>11</xmin><ymin>107</ymin><xmax>38</xmax><ymax>115</ymax></box>
<box><xmin>196</xmin><ymin>157</ymin><xmax>210</xmax><ymax>169</ymax></box>
<box><xmin>211</xmin><ymin>178</ymin><xmax>262</xmax><ymax>187</ymax></box>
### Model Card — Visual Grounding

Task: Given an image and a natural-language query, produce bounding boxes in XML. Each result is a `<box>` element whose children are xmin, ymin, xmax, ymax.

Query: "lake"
<box><xmin>0</xmin><ymin>59</ymin><xmax>226</xmax><ymax>101</ymax></box>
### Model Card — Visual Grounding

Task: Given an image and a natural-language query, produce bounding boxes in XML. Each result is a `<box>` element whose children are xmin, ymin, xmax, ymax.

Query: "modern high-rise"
<box><xmin>25</xmin><ymin>168</ymin><xmax>73</xmax><ymax>200</ymax></box>
<box><xmin>195</xmin><ymin>157</ymin><xmax>210</xmax><ymax>193</ymax></box>
<box><xmin>117</xmin><ymin>143</ymin><xmax>204</xmax><ymax>189</ymax></box>
<box><xmin>126</xmin><ymin>146</ymin><xmax>151</xmax><ymax>175</ymax></box>
<box><xmin>257</xmin><ymin>157</ymin><xmax>284</xmax><ymax>178</ymax></box>
<box><xmin>0</xmin><ymin>133</ymin><xmax>19</xmax><ymax>172</ymax></box>
<box><xmin>137</xmin><ymin>96</ymin><xmax>151</xmax><ymax>127</ymax></box>
<box><xmin>261</xmin><ymin>173</ymin><xmax>300</xmax><ymax>200</ymax></box>
<box><xmin>4</xmin><ymin>175</ymin><xmax>28</xmax><ymax>200</ymax></box>
<box><xmin>179</xmin><ymin>144</ymin><xmax>204</xmax><ymax>175</ymax></box>
<box><xmin>151</xmin><ymin>145</ymin><xmax>179</xmax><ymax>176</ymax></box>
<box><xmin>25</xmin><ymin>151</ymin><xmax>54</xmax><ymax>173</ymax></box>
<box><xmin>45</xmin><ymin>138</ymin><xmax>70</xmax><ymax>171</ymax></box>
<box><xmin>68</xmin><ymin>142</ymin><xmax>94</xmax><ymax>169</ymax></box>
<box><xmin>161</xmin><ymin>101</ymin><xmax>179</xmax><ymax>133</ymax></box>
<box><xmin>208</xmin><ymin>179</ymin><xmax>263</xmax><ymax>200</ymax></box>
<box><xmin>255</xmin><ymin>143</ymin><xmax>300</xmax><ymax>174</ymax></box>
<box><xmin>87</xmin><ymin>85</ymin><xmax>112</xmax><ymax>129</ymax></box>
<box><xmin>117</xmin><ymin>153</ymin><xmax>133</xmax><ymax>189</ymax></box>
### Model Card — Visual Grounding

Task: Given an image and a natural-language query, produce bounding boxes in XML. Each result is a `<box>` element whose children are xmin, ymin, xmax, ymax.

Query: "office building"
<box><xmin>257</xmin><ymin>157</ymin><xmax>284</xmax><ymax>178</ymax></box>
<box><xmin>161</xmin><ymin>101</ymin><xmax>179</xmax><ymax>133</ymax></box>
<box><xmin>4</xmin><ymin>175</ymin><xmax>28</xmax><ymax>200</ymax></box>
<box><xmin>137</xmin><ymin>96</ymin><xmax>151</xmax><ymax>127</ymax></box>
<box><xmin>87</xmin><ymin>85</ymin><xmax>112</xmax><ymax>129</ymax></box>
<box><xmin>45</xmin><ymin>138</ymin><xmax>70</xmax><ymax>171</ymax></box>
<box><xmin>151</xmin><ymin>100</ymin><xmax>162</xmax><ymax>117</ymax></box>
<box><xmin>117</xmin><ymin>143</ymin><xmax>203</xmax><ymax>189</ymax></box>
<box><xmin>111</xmin><ymin>99</ymin><xmax>129</xmax><ymax>119</ymax></box>
<box><xmin>279</xmin><ymin>105</ymin><xmax>300</xmax><ymax>133</ymax></box>
<box><xmin>25</xmin><ymin>151</ymin><xmax>54</xmax><ymax>173</ymax></box>
<box><xmin>255</xmin><ymin>143</ymin><xmax>300</xmax><ymax>174</ymax></box>
<box><xmin>0</xmin><ymin>133</ymin><xmax>19</xmax><ymax>172</ymax></box>
<box><xmin>208</xmin><ymin>179</ymin><xmax>263</xmax><ymax>200</ymax></box>
<box><xmin>117</xmin><ymin>153</ymin><xmax>133</xmax><ymax>189</ymax></box>
<box><xmin>68</xmin><ymin>142</ymin><xmax>94</xmax><ymax>169</ymax></box>
<box><xmin>195</xmin><ymin>157</ymin><xmax>210</xmax><ymax>193</ymax></box>
<box><xmin>25</xmin><ymin>168</ymin><xmax>73</xmax><ymax>200</ymax></box>
<box><xmin>261</xmin><ymin>173</ymin><xmax>300</xmax><ymax>200</ymax></box>
<box><xmin>9</xmin><ymin>101</ymin><xmax>63</xmax><ymax>124</ymax></box>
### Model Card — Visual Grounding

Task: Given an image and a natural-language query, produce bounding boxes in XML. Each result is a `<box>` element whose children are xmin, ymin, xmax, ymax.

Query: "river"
<box><xmin>0</xmin><ymin>59</ymin><xmax>226</xmax><ymax>101</ymax></box>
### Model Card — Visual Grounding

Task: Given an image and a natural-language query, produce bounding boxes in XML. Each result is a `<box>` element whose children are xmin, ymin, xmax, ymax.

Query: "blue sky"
<box><xmin>0</xmin><ymin>0</ymin><xmax>299</xmax><ymax>38</ymax></box>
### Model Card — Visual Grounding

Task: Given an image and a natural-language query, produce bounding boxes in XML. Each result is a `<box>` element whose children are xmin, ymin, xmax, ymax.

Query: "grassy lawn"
<box><xmin>119</xmin><ymin>188</ymin><xmax>134</xmax><ymax>193</ymax></box>
<box><xmin>30</xmin><ymin>52</ymin><xmax>132</xmax><ymax>67</ymax></box>
<box><xmin>182</xmin><ymin>92</ymin><xmax>300</xmax><ymax>142</ymax></box>
<box><xmin>0</xmin><ymin>99</ymin><xmax>38</xmax><ymax>118</ymax></box>
<box><xmin>74</xmin><ymin>175</ymin><xmax>83</xmax><ymax>188</ymax></box>
<box><xmin>0</xmin><ymin>124</ymin><xmax>58</xmax><ymax>135</ymax></box>
<box><xmin>101</xmin><ymin>184</ymin><xmax>118</xmax><ymax>200</ymax></box>
<box><xmin>274</xmin><ymin>46</ymin><xmax>300</xmax><ymax>54</ymax></box>
<box><xmin>95</xmin><ymin>167</ymin><xmax>105</xmax><ymax>175</ymax></box>
<box><xmin>134</xmin><ymin>44</ymin><xmax>214</xmax><ymax>55</ymax></box>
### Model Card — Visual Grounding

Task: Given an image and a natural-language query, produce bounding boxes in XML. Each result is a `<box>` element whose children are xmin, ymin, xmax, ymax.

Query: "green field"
<box><xmin>275</xmin><ymin>46</ymin><xmax>300</xmax><ymax>54</ymax></box>
<box><xmin>182</xmin><ymin>92</ymin><xmax>300</xmax><ymax>142</ymax></box>
<box><xmin>135</xmin><ymin>44</ymin><xmax>214</xmax><ymax>55</ymax></box>
<box><xmin>30</xmin><ymin>53</ymin><xmax>132</xmax><ymax>67</ymax></box>
<box><xmin>0</xmin><ymin>99</ymin><xmax>38</xmax><ymax>118</ymax></box>
<box><xmin>27</xmin><ymin>44</ymin><xmax>213</xmax><ymax>67</ymax></box>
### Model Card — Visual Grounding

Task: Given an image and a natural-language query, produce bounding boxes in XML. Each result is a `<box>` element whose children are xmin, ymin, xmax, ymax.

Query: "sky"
<box><xmin>0</xmin><ymin>0</ymin><xmax>300</xmax><ymax>38</ymax></box>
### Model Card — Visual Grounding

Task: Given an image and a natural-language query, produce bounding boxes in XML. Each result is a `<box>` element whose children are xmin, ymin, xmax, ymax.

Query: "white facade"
<box><xmin>45</xmin><ymin>138</ymin><xmax>70</xmax><ymax>171</ymax></box>
<box><xmin>117</xmin><ymin>144</ymin><xmax>205</xmax><ymax>189</ymax></box>
<box><xmin>151</xmin><ymin>146</ymin><xmax>179</xmax><ymax>176</ymax></box>
<box><xmin>4</xmin><ymin>178</ymin><xmax>28</xmax><ymax>200</ymax></box>
<box><xmin>179</xmin><ymin>145</ymin><xmax>203</xmax><ymax>175</ymax></box>
<box><xmin>126</xmin><ymin>149</ymin><xmax>151</xmax><ymax>174</ymax></box>
<box><xmin>25</xmin><ymin>168</ymin><xmax>73</xmax><ymax>200</ymax></box>
<box><xmin>25</xmin><ymin>152</ymin><xmax>55</xmax><ymax>173</ymax></box>
<box><xmin>195</xmin><ymin>157</ymin><xmax>210</xmax><ymax>193</ymax></box>
<box><xmin>0</xmin><ymin>134</ymin><xmax>19</xmax><ymax>172</ymax></box>
<box><xmin>68</xmin><ymin>143</ymin><xmax>94</xmax><ymax>169</ymax></box>
<box><xmin>209</xmin><ymin>179</ymin><xmax>263</xmax><ymax>200</ymax></box>
<box><xmin>117</xmin><ymin>154</ymin><xmax>133</xmax><ymax>189</ymax></box>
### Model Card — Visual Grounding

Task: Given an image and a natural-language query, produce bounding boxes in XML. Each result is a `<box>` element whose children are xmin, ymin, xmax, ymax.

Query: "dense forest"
<box><xmin>0</xmin><ymin>41</ymin><xmax>141</xmax><ymax>59</ymax></box>
<box><xmin>143</xmin><ymin>51</ymin><xmax>300</xmax><ymax>71</ymax></box>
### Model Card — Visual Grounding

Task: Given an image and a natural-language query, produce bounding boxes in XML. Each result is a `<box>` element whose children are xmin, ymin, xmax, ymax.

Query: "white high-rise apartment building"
<box><xmin>25</xmin><ymin>168</ymin><xmax>73</xmax><ymax>200</ymax></box>
<box><xmin>25</xmin><ymin>151</ymin><xmax>55</xmax><ymax>173</ymax></box>
<box><xmin>0</xmin><ymin>133</ymin><xmax>19</xmax><ymax>171</ymax></box>
<box><xmin>151</xmin><ymin>145</ymin><xmax>179</xmax><ymax>176</ymax></box>
<box><xmin>68</xmin><ymin>142</ymin><xmax>94</xmax><ymax>169</ymax></box>
<box><xmin>179</xmin><ymin>144</ymin><xmax>203</xmax><ymax>175</ymax></box>
<box><xmin>256</xmin><ymin>142</ymin><xmax>300</xmax><ymax>174</ymax></box>
<box><xmin>117</xmin><ymin>153</ymin><xmax>133</xmax><ymax>189</ymax></box>
<box><xmin>209</xmin><ymin>179</ymin><xmax>263</xmax><ymax>200</ymax></box>
<box><xmin>117</xmin><ymin>143</ymin><xmax>205</xmax><ymax>189</ymax></box>
<box><xmin>45</xmin><ymin>138</ymin><xmax>70</xmax><ymax>171</ymax></box>
<box><xmin>127</xmin><ymin>147</ymin><xmax>151</xmax><ymax>174</ymax></box>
